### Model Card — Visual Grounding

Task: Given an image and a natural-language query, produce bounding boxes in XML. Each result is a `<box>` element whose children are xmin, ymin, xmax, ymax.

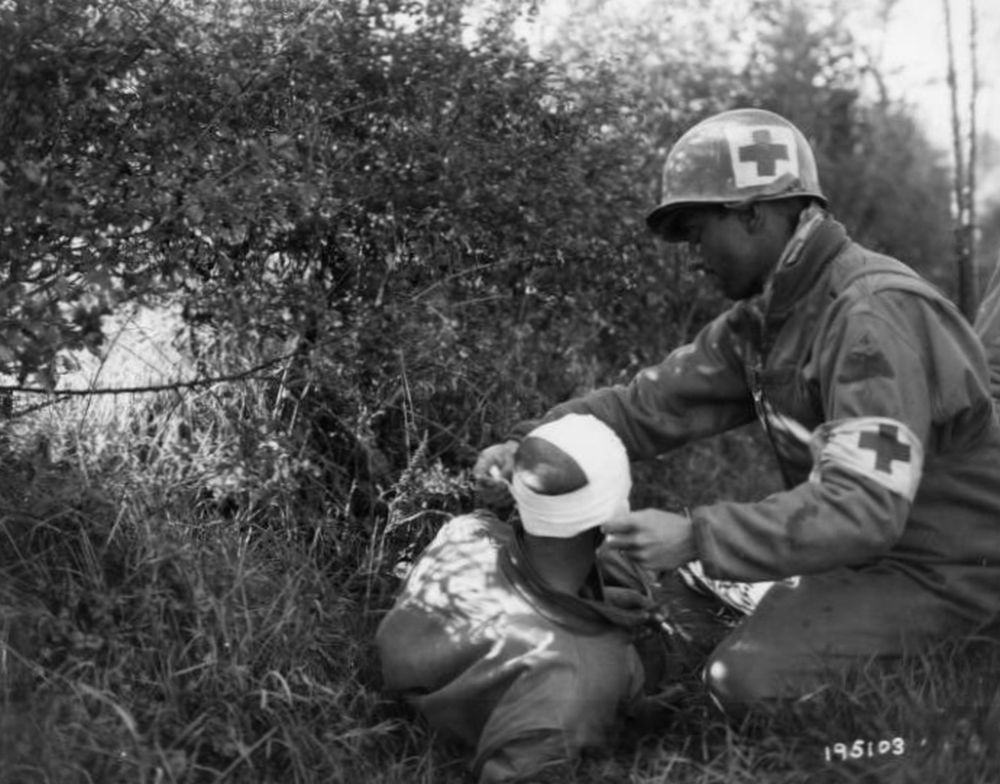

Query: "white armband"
<box><xmin>808</xmin><ymin>417</ymin><xmax>924</xmax><ymax>501</ymax></box>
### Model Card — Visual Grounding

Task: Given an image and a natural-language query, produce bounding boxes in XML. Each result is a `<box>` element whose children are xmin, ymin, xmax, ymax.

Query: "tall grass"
<box><xmin>0</xmin><ymin>331</ymin><xmax>465</xmax><ymax>783</ymax></box>
<box><xmin>2</xmin><ymin>337</ymin><xmax>999</xmax><ymax>783</ymax></box>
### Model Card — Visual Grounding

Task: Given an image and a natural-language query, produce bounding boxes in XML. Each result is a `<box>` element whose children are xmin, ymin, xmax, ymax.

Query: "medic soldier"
<box><xmin>474</xmin><ymin>108</ymin><xmax>1000</xmax><ymax>711</ymax></box>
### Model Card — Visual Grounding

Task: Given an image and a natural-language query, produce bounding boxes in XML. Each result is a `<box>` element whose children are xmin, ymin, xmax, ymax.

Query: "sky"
<box><xmin>875</xmin><ymin>0</ymin><xmax>998</xmax><ymax>155</ymax></box>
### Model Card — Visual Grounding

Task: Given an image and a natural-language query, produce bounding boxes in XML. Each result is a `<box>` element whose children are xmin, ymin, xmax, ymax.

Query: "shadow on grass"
<box><xmin>588</xmin><ymin>634</ymin><xmax>1000</xmax><ymax>784</ymax></box>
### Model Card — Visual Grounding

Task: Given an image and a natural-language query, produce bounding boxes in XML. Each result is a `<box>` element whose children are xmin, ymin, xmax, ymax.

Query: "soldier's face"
<box><xmin>676</xmin><ymin>207</ymin><xmax>769</xmax><ymax>301</ymax></box>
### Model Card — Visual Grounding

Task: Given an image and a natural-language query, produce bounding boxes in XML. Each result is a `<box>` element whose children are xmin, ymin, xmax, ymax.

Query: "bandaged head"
<box><xmin>510</xmin><ymin>414</ymin><xmax>631</xmax><ymax>538</ymax></box>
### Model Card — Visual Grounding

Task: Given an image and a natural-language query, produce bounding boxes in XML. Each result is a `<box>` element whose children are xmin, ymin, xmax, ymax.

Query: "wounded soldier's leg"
<box><xmin>703</xmin><ymin>564</ymin><xmax>977</xmax><ymax>713</ymax></box>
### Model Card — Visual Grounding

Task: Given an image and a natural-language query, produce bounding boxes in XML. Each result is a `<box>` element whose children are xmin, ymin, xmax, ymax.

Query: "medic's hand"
<box><xmin>472</xmin><ymin>439</ymin><xmax>519</xmax><ymax>505</ymax></box>
<box><xmin>602</xmin><ymin>509</ymin><xmax>696</xmax><ymax>572</ymax></box>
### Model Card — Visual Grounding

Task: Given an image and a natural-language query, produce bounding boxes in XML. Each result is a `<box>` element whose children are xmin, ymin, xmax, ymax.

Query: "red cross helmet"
<box><xmin>646</xmin><ymin>108</ymin><xmax>827</xmax><ymax>240</ymax></box>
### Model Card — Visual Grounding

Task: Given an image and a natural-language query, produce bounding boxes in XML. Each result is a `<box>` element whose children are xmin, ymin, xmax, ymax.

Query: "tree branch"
<box><xmin>968</xmin><ymin>0</ymin><xmax>979</xmax><ymax>290</ymax></box>
<box><xmin>0</xmin><ymin>350</ymin><xmax>296</xmax><ymax>399</ymax></box>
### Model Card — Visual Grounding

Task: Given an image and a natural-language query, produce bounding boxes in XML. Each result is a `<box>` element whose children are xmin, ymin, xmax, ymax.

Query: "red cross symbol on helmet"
<box><xmin>738</xmin><ymin>129</ymin><xmax>791</xmax><ymax>178</ymax></box>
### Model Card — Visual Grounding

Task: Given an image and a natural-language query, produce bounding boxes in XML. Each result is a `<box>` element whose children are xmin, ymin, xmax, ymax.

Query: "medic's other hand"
<box><xmin>602</xmin><ymin>586</ymin><xmax>657</xmax><ymax>612</ymax></box>
<box><xmin>602</xmin><ymin>509</ymin><xmax>696</xmax><ymax>572</ymax></box>
<box><xmin>472</xmin><ymin>439</ymin><xmax>519</xmax><ymax>504</ymax></box>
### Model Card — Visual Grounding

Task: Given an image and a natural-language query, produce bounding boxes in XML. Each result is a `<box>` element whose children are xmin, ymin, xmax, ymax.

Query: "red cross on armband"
<box><xmin>809</xmin><ymin>417</ymin><xmax>924</xmax><ymax>502</ymax></box>
<box><xmin>857</xmin><ymin>424</ymin><xmax>912</xmax><ymax>474</ymax></box>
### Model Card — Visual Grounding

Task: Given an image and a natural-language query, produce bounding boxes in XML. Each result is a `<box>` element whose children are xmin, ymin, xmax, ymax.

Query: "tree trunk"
<box><xmin>942</xmin><ymin>0</ymin><xmax>979</xmax><ymax>319</ymax></box>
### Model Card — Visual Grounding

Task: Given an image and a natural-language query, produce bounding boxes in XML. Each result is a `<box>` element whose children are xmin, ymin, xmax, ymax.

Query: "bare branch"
<box><xmin>968</xmin><ymin>0</ymin><xmax>979</xmax><ymax>289</ymax></box>
<box><xmin>942</xmin><ymin>0</ymin><xmax>978</xmax><ymax>318</ymax></box>
<box><xmin>943</xmin><ymin>0</ymin><xmax>965</xmax><ymax>218</ymax></box>
<box><xmin>0</xmin><ymin>350</ymin><xmax>296</xmax><ymax>401</ymax></box>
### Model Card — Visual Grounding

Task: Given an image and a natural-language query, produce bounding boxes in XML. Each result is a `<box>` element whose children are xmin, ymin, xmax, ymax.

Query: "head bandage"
<box><xmin>510</xmin><ymin>414</ymin><xmax>631</xmax><ymax>538</ymax></box>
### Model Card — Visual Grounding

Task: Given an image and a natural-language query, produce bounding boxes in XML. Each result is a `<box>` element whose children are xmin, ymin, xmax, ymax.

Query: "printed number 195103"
<box><xmin>824</xmin><ymin>738</ymin><xmax>905</xmax><ymax>761</ymax></box>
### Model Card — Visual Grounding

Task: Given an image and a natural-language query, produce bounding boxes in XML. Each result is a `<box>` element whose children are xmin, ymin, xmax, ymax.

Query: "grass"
<box><xmin>1</xmin><ymin>373</ymin><xmax>999</xmax><ymax>784</ymax></box>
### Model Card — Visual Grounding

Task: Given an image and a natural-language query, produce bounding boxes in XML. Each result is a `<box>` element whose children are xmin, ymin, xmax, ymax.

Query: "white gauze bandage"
<box><xmin>509</xmin><ymin>414</ymin><xmax>632</xmax><ymax>538</ymax></box>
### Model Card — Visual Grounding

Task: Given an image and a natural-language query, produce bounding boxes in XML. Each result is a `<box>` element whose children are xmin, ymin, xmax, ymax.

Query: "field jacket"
<box><xmin>515</xmin><ymin>214</ymin><xmax>1000</xmax><ymax>621</ymax></box>
<box><xmin>376</xmin><ymin>513</ymin><xmax>647</xmax><ymax>783</ymax></box>
<box><xmin>973</xmin><ymin>261</ymin><xmax>1000</xmax><ymax>407</ymax></box>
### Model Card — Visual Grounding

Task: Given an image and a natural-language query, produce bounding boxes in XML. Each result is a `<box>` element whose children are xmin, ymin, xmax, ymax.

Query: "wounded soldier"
<box><xmin>376</xmin><ymin>414</ymin><xmax>664</xmax><ymax>783</ymax></box>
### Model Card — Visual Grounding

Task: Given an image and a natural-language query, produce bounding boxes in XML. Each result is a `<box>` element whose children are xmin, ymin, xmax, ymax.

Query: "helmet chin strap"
<box><xmin>775</xmin><ymin>203</ymin><xmax>827</xmax><ymax>270</ymax></box>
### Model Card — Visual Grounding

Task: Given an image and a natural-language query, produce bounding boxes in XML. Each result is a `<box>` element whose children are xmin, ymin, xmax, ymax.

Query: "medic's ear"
<box><xmin>736</xmin><ymin>202</ymin><xmax>766</xmax><ymax>234</ymax></box>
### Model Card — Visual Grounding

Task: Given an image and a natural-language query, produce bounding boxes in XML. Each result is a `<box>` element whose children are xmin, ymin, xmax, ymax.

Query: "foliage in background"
<box><xmin>543</xmin><ymin>0</ymin><xmax>956</xmax><ymax>291</ymax></box>
<box><xmin>736</xmin><ymin>2</ymin><xmax>956</xmax><ymax>293</ymax></box>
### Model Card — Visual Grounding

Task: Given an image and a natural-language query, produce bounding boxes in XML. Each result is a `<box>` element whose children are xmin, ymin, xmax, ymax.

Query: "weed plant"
<box><xmin>2</xmin><ymin>369</ymin><xmax>999</xmax><ymax>784</ymax></box>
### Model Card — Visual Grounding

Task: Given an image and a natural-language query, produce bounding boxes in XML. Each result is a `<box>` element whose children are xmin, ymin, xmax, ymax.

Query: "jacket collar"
<box><xmin>758</xmin><ymin>207</ymin><xmax>851</xmax><ymax>324</ymax></box>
